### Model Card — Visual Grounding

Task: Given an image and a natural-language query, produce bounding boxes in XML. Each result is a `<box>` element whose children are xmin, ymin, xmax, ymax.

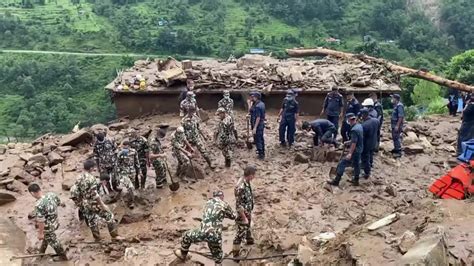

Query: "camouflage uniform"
<box><xmin>149</xmin><ymin>137</ymin><xmax>166</xmax><ymax>188</ymax></box>
<box><xmin>180</xmin><ymin>98</ymin><xmax>198</xmax><ymax>117</ymax></box>
<box><xmin>70</xmin><ymin>184</ymin><xmax>87</xmax><ymax>225</ymax></box>
<box><xmin>172</xmin><ymin>131</ymin><xmax>190</xmax><ymax>176</ymax></box>
<box><xmin>74</xmin><ymin>172</ymin><xmax>118</xmax><ymax>240</ymax></box>
<box><xmin>129</xmin><ymin>136</ymin><xmax>149</xmax><ymax>189</ymax></box>
<box><xmin>218</xmin><ymin>97</ymin><xmax>234</xmax><ymax>117</ymax></box>
<box><xmin>116</xmin><ymin>148</ymin><xmax>139</xmax><ymax>205</ymax></box>
<box><xmin>34</xmin><ymin>192</ymin><xmax>66</xmax><ymax>256</ymax></box>
<box><xmin>234</xmin><ymin>178</ymin><xmax>254</xmax><ymax>245</ymax></box>
<box><xmin>216</xmin><ymin>115</ymin><xmax>236</xmax><ymax>162</ymax></box>
<box><xmin>181</xmin><ymin>197</ymin><xmax>236</xmax><ymax>263</ymax></box>
<box><xmin>93</xmin><ymin>138</ymin><xmax>117</xmax><ymax>188</ymax></box>
<box><xmin>182</xmin><ymin>115</ymin><xmax>212</xmax><ymax>165</ymax></box>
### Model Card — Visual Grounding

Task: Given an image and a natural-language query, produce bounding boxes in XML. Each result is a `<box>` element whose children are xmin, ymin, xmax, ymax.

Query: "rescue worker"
<box><xmin>115</xmin><ymin>140</ymin><xmax>138</xmax><ymax>208</ymax></box>
<box><xmin>370</xmin><ymin>92</ymin><xmax>384</xmax><ymax>150</ymax></box>
<box><xmin>321</xmin><ymin>87</ymin><xmax>344</xmax><ymax>131</ymax></box>
<box><xmin>361</xmin><ymin>98</ymin><xmax>378</xmax><ymax>119</ymax></box>
<box><xmin>215</xmin><ymin>107</ymin><xmax>236</xmax><ymax>167</ymax></box>
<box><xmin>328</xmin><ymin>113</ymin><xmax>363</xmax><ymax>187</ymax></box>
<box><xmin>457</xmin><ymin>94</ymin><xmax>474</xmax><ymax>155</ymax></box>
<box><xmin>390</xmin><ymin>94</ymin><xmax>405</xmax><ymax>158</ymax></box>
<box><xmin>149</xmin><ymin>128</ymin><xmax>167</xmax><ymax>189</ymax></box>
<box><xmin>278</xmin><ymin>89</ymin><xmax>299</xmax><ymax>148</ymax></box>
<box><xmin>29</xmin><ymin>184</ymin><xmax>68</xmax><ymax>261</ymax></box>
<box><xmin>179</xmin><ymin>79</ymin><xmax>194</xmax><ymax>103</ymax></box>
<box><xmin>180</xmin><ymin>91</ymin><xmax>200</xmax><ymax>118</ymax></box>
<box><xmin>72</xmin><ymin>160</ymin><xmax>121</xmax><ymax>241</ymax></box>
<box><xmin>171</xmin><ymin>126</ymin><xmax>195</xmax><ymax>178</ymax></box>
<box><xmin>182</xmin><ymin>109</ymin><xmax>214</xmax><ymax>169</ymax></box>
<box><xmin>128</xmin><ymin>129</ymin><xmax>150</xmax><ymax>189</ymax></box>
<box><xmin>341</xmin><ymin>93</ymin><xmax>361</xmax><ymax>142</ymax></box>
<box><xmin>249</xmin><ymin>91</ymin><xmax>266</xmax><ymax>160</ymax></box>
<box><xmin>448</xmin><ymin>90</ymin><xmax>459</xmax><ymax>117</ymax></box>
<box><xmin>233</xmin><ymin>165</ymin><xmax>257</xmax><ymax>258</ymax></box>
<box><xmin>218</xmin><ymin>90</ymin><xmax>234</xmax><ymax>117</ymax></box>
<box><xmin>174</xmin><ymin>191</ymin><xmax>237</xmax><ymax>265</ymax></box>
<box><xmin>360</xmin><ymin>108</ymin><xmax>380</xmax><ymax>179</ymax></box>
<box><xmin>301</xmin><ymin>119</ymin><xmax>337</xmax><ymax>147</ymax></box>
<box><xmin>93</xmin><ymin>132</ymin><xmax>117</xmax><ymax>191</ymax></box>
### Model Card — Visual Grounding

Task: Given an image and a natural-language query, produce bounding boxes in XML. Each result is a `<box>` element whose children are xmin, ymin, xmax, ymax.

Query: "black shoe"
<box><xmin>280</xmin><ymin>142</ymin><xmax>287</xmax><ymax>148</ymax></box>
<box><xmin>225</xmin><ymin>158</ymin><xmax>231</xmax><ymax>168</ymax></box>
<box><xmin>363</xmin><ymin>175</ymin><xmax>370</xmax><ymax>180</ymax></box>
<box><xmin>327</xmin><ymin>180</ymin><xmax>339</xmax><ymax>186</ymax></box>
<box><xmin>348</xmin><ymin>179</ymin><xmax>360</xmax><ymax>186</ymax></box>
<box><xmin>258</xmin><ymin>155</ymin><xmax>265</xmax><ymax>160</ymax></box>
<box><xmin>246</xmin><ymin>238</ymin><xmax>255</xmax><ymax>245</ymax></box>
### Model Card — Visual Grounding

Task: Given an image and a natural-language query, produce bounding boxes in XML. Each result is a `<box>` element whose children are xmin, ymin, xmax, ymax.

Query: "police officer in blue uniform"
<box><xmin>360</xmin><ymin>108</ymin><xmax>380</xmax><ymax>179</ymax></box>
<box><xmin>370</xmin><ymin>92</ymin><xmax>384</xmax><ymax>151</ymax></box>
<box><xmin>321</xmin><ymin>87</ymin><xmax>344</xmax><ymax>131</ymax></box>
<box><xmin>301</xmin><ymin>119</ymin><xmax>337</xmax><ymax>147</ymax></box>
<box><xmin>328</xmin><ymin>113</ymin><xmax>364</xmax><ymax>187</ymax></box>
<box><xmin>391</xmin><ymin>94</ymin><xmax>405</xmax><ymax>158</ymax></box>
<box><xmin>341</xmin><ymin>93</ymin><xmax>361</xmax><ymax>142</ymax></box>
<box><xmin>249</xmin><ymin>91</ymin><xmax>266</xmax><ymax>160</ymax></box>
<box><xmin>278</xmin><ymin>89</ymin><xmax>299</xmax><ymax>148</ymax></box>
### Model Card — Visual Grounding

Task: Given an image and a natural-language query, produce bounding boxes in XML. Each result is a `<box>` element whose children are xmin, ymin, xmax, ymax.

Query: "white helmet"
<box><xmin>362</xmin><ymin>98</ymin><xmax>374</xmax><ymax>107</ymax></box>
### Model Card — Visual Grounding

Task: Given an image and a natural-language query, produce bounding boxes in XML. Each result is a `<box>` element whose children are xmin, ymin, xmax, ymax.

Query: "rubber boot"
<box><xmin>108</xmin><ymin>223</ymin><xmax>119</xmax><ymax>240</ymax></box>
<box><xmin>53</xmin><ymin>246</ymin><xmax>68</xmax><ymax>262</ymax></box>
<box><xmin>174</xmin><ymin>249</ymin><xmax>189</xmax><ymax>261</ymax></box>
<box><xmin>140</xmin><ymin>175</ymin><xmax>147</xmax><ymax>189</ymax></box>
<box><xmin>38</xmin><ymin>240</ymin><xmax>48</xmax><ymax>254</ymax></box>
<box><xmin>134</xmin><ymin>174</ymin><xmax>139</xmax><ymax>190</ymax></box>
<box><xmin>90</xmin><ymin>226</ymin><xmax>101</xmax><ymax>242</ymax></box>
<box><xmin>225</xmin><ymin>158</ymin><xmax>231</xmax><ymax>168</ymax></box>
<box><xmin>232</xmin><ymin>244</ymin><xmax>241</xmax><ymax>258</ymax></box>
<box><xmin>246</xmin><ymin>237</ymin><xmax>255</xmax><ymax>245</ymax></box>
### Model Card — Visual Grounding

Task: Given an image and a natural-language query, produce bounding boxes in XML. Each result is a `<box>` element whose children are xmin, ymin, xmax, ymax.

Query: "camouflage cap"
<box><xmin>216</xmin><ymin>107</ymin><xmax>226</xmax><ymax>114</ymax></box>
<box><xmin>213</xmin><ymin>191</ymin><xmax>224</xmax><ymax>198</ymax></box>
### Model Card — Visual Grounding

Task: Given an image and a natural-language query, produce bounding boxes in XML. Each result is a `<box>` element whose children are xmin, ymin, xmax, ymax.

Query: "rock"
<box><xmin>57</xmin><ymin>146</ymin><xmax>74</xmax><ymax>153</ymax></box>
<box><xmin>109</xmin><ymin>121</ymin><xmax>129</xmax><ymax>131</ymax></box>
<box><xmin>109</xmin><ymin>250</ymin><xmax>123</xmax><ymax>260</ymax></box>
<box><xmin>121</xmin><ymin>210</ymin><xmax>152</xmax><ymax>224</ymax></box>
<box><xmin>400</xmin><ymin>227</ymin><xmax>448</xmax><ymax>265</ymax></box>
<box><xmin>404</xmin><ymin>132</ymin><xmax>419</xmax><ymax>145</ymax></box>
<box><xmin>42</xmin><ymin>144</ymin><xmax>57</xmax><ymax>155</ymax></box>
<box><xmin>6</xmin><ymin>180</ymin><xmax>27</xmax><ymax>194</ymax></box>
<box><xmin>0</xmin><ymin>145</ymin><xmax>6</xmax><ymax>155</ymax></box>
<box><xmin>59</xmin><ymin>129</ymin><xmax>93</xmax><ymax>147</ymax></box>
<box><xmin>379</xmin><ymin>141</ymin><xmax>393</xmax><ymax>153</ymax></box>
<box><xmin>297</xmin><ymin>244</ymin><xmax>315</xmax><ymax>265</ymax></box>
<box><xmin>184</xmin><ymin>164</ymin><xmax>205</xmax><ymax>180</ymax></box>
<box><xmin>294</xmin><ymin>153</ymin><xmax>310</xmax><ymax>164</ymax></box>
<box><xmin>397</xmin><ymin>231</ymin><xmax>417</xmax><ymax>254</ymax></box>
<box><xmin>62</xmin><ymin>178</ymin><xmax>75</xmax><ymax>191</ymax></box>
<box><xmin>91</xmin><ymin>124</ymin><xmax>108</xmax><ymax>135</ymax></box>
<box><xmin>9</xmin><ymin>167</ymin><xmax>36</xmax><ymax>185</ymax></box>
<box><xmin>312</xmin><ymin>232</ymin><xmax>336</xmax><ymax>246</ymax></box>
<box><xmin>385</xmin><ymin>184</ymin><xmax>397</xmax><ymax>197</ymax></box>
<box><xmin>405</xmin><ymin>144</ymin><xmax>424</xmax><ymax>155</ymax></box>
<box><xmin>47</xmin><ymin>152</ymin><xmax>64</xmax><ymax>166</ymax></box>
<box><xmin>0</xmin><ymin>155</ymin><xmax>25</xmax><ymax>170</ymax></box>
<box><xmin>0</xmin><ymin>169</ymin><xmax>10</xmax><ymax>177</ymax></box>
<box><xmin>367</xmin><ymin>213</ymin><xmax>400</xmax><ymax>231</ymax></box>
<box><xmin>312</xmin><ymin>147</ymin><xmax>328</xmax><ymax>162</ymax></box>
<box><xmin>32</xmin><ymin>133</ymin><xmax>51</xmax><ymax>145</ymax></box>
<box><xmin>0</xmin><ymin>178</ymin><xmax>14</xmax><ymax>186</ymax></box>
<box><xmin>419</xmin><ymin>136</ymin><xmax>433</xmax><ymax>152</ymax></box>
<box><xmin>27</xmin><ymin>154</ymin><xmax>48</xmax><ymax>167</ymax></box>
<box><xmin>199</xmin><ymin>109</ymin><xmax>210</xmax><ymax>123</ymax></box>
<box><xmin>124</xmin><ymin>247</ymin><xmax>138</xmax><ymax>261</ymax></box>
<box><xmin>7</xmin><ymin>143</ymin><xmax>15</xmax><ymax>149</ymax></box>
<box><xmin>0</xmin><ymin>190</ymin><xmax>17</xmax><ymax>205</ymax></box>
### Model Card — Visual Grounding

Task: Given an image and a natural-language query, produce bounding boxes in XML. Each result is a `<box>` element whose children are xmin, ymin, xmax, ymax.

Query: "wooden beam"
<box><xmin>286</xmin><ymin>48</ymin><xmax>474</xmax><ymax>93</ymax></box>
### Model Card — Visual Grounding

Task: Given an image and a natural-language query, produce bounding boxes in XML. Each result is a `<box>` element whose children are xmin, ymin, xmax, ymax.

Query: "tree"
<box><xmin>447</xmin><ymin>50</ymin><xmax>474</xmax><ymax>85</ymax></box>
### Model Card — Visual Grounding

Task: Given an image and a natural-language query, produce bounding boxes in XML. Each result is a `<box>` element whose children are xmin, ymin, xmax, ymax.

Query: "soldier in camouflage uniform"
<box><xmin>73</xmin><ymin>160</ymin><xmax>121</xmax><ymax>241</ymax></box>
<box><xmin>171</xmin><ymin>127</ymin><xmax>194</xmax><ymax>177</ymax></box>
<box><xmin>233</xmin><ymin>165</ymin><xmax>257</xmax><ymax>257</ymax></box>
<box><xmin>215</xmin><ymin>107</ymin><xmax>236</xmax><ymax>167</ymax></box>
<box><xmin>128</xmin><ymin>129</ymin><xmax>150</xmax><ymax>189</ymax></box>
<box><xmin>182</xmin><ymin>109</ymin><xmax>214</xmax><ymax>168</ymax></box>
<box><xmin>116</xmin><ymin>140</ymin><xmax>138</xmax><ymax>208</ymax></box>
<box><xmin>93</xmin><ymin>132</ymin><xmax>117</xmax><ymax>191</ymax></box>
<box><xmin>149</xmin><ymin>128</ymin><xmax>167</xmax><ymax>189</ymax></box>
<box><xmin>218</xmin><ymin>90</ymin><xmax>234</xmax><ymax>117</ymax></box>
<box><xmin>180</xmin><ymin>91</ymin><xmax>200</xmax><ymax>118</ymax></box>
<box><xmin>174</xmin><ymin>191</ymin><xmax>236</xmax><ymax>265</ymax></box>
<box><xmin>28</xmin><ymin>184</ymin><xmax>68</xmax><ymax>261</ymax></box>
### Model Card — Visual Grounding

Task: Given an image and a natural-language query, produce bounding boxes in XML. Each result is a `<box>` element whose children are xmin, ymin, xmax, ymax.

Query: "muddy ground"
<box><xmin>1</xmin><ymin>111</ymin><xmax>473</xmax><ymax>266</ymax></box>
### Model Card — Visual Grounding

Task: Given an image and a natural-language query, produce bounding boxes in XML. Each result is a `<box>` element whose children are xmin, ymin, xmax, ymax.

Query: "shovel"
<box><xmin>329</xmin><ymin>144</ymin><xmax>347</xmax><ymax>177</ymax></box>
<box><xmin>163</xmin><ymin>159</ymin><xmax>180</xmax><ymax>192</ymax></box>
<box><xmin>246</xmin><ymin>117</ymin><xmax>253</xmax><ymax>150</ymax></box>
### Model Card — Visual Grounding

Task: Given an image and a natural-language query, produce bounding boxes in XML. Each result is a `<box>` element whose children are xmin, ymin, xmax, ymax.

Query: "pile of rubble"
<box><xmin>107</xmin><ymin>55</ymin><xmax>401</xmax><ymax>93</ymax></box>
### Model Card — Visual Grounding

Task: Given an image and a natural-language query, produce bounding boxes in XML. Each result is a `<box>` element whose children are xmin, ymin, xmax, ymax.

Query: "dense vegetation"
<box><xmin>0</xmin><ymin>0</ymin><xmax>472</xmax><ymax>137</ymax></box>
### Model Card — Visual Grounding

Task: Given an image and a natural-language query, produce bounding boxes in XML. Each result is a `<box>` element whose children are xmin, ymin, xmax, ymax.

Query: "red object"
<box><xmin>429</xmin><ymin>162</ymin><xmax>474</xmax><ymax>199</ymax></box>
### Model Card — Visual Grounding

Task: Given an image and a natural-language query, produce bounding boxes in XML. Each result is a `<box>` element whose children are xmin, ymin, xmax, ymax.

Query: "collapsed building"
<box><xmin>106</xmin><ymin>54</ymin><xmax>401</xmax><ymax>118</ymax></box>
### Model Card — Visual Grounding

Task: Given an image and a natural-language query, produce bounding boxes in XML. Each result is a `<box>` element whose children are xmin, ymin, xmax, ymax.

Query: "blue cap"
<box><xmin>250</xmin><ymin>91</ymin><xmax>261</xmax><ymax>98</ymax></box>
<box><xmin>346</xmin><ymin>113</ymin><xmax>356</xmax><ymax>119</ymax></box>
<box><xmin>391</xmin><ymin>94</ymin><xmax>401</xmax><ymax>100</ymax></box>
<box><xmin>286</xmin><ymin>89</ymin><xmax>295</xmax><ymax>95</ymax></box>
<box><xmin>360</xmin><ymin>108</ymin><xmax>369</xmax><ymax>116</ymax></box>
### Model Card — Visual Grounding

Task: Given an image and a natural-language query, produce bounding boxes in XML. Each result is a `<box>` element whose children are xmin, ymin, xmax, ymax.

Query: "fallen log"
<box><xmin>286</xmin><ymin>47</ymin><xmax>474</xmax><ymax>93</ymax></box>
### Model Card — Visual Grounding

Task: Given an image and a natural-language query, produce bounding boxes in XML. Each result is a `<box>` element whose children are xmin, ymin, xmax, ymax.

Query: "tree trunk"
<box><xmin>286</xmin><ymin>48</ymin><xmax>474</xmax><ymax>93</ymax></box>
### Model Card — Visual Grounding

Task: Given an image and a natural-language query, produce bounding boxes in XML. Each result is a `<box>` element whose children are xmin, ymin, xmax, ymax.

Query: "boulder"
<box><xmin>19</xmin><ymin>153</ymin><xmax>33</xmax><ymax>162</ymax></box>
<box><xmin>0</xmin><ymin>155</ymin><xmax>25</xmax><ymax>170</ymax></box>
<box><xmin>42</xmin><ymin>144</ymin><xmax>57</xmax><ymax>155</ymax></box>
<box><xmin>9</xmin><ymin>167</ymin><xmax>36</xmax><ymax>185</ymax></box>
<box><xmin>6</xmin><ymin>180</ymin><xmax>27</xmax><ymax>194</ymax></box>
<box><xmin>419</xmin><ymin>136</ymin><xmax>433</xmax><ymax>152</ymax></box>
<box><xmin>397</xmin><ymin>231</ymin><xmax>417</xmax><ymax>254</ymax></box>
<box><xmin>59</xmin><ymin>129</ymin><xmax>93</xmax><ymax>147</ymax></box>
<box><xmin>404</xmin><ymin>132</ymin><xmax>419</xmax><ymax>145</ymax></box>
<box><xmin>109</xmin><ymin>121</ymin><xmax>129</xmax><ymax>131</ymax></box>
<box><xmin>0</xmin><ymin>170</ymin><xmax>9</xmax><ymax>177</ymax></box>
<box><xmin>0</xmin><ymin>145</ymin><xmax>6</xmax><ymax>155</ymax></box>
<box><xmin>32</xmin><ymin>133</ymin><xmax>51</xmax><ymax>145</ymax></box>
<box><xmin>47</xmin><ymin>152</ymin><xmax>64</xmax><ymax>166</ymax></box>
<box><xmin>121</xmin><ymin>210</ymin><xmax>152</xmax><ymax>224</ymax></box>
<box><xmin>61</xmin><ymin>177</ymin><xmax>75</xmax><ymax>191</ymax></box>
<box><xmin>184</xmin><ymin>164</ymin><xmax>205</xmax><ymax>180</ymax></box>
<box><xmin>7</xmin><ymin>143</ymin><xmax>15</xmax><ymax>149</ymax></box>
<box><xmin>0</xmin><ymin>190</ymin><xmax>17</xmax><ymax>205</ymax></box>
<box><xmin>27</xmin><ymin>154</ymin><xmax>48</xmax><ymax>166</ymax></box>
<box><xmin>57</xmin><ymin>146</ymin><xmax>74</xmax><ymax>153</ymax></box>
<box><xmin>0</xmin><ymin>178</ymin><xmax>14</xmax><ymax>186</ymax></box>
<box><xmin>294</xmin><ymin>153</ymin><xmax>310</xmax><ymax>164</ymax></box>
<box><xmin>399</xmin><ymin>227</ymin><xmax>448</xmax><ymax>265</ymax></box>
<box><xmin>297</xmin><ymin>244</ymin><xmax>315</xmax><ymax>265</ymax></box>
<box><xmin>404</xmin><ymin>144</ymin><xmax>424</xmax><ymax>155</ymax></box>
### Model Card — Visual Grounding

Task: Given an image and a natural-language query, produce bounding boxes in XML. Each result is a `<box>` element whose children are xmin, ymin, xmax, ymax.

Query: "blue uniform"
<box><xmin>334</xmin><ymin>123</ymin><xmax>363</xmax><ymax>184</ymax></box>
<box><xmin>361</xmin><ymin>118</ymin><xmax>380</xmax><ymax>177</ymax></box>
<box><xmin>391</xmin><ymin>102</ymin><xmax>405</xmax><ymax>153</ymax></box>
<box><xmin>374</xmin><ymin>101</ymin><xmax>384</xmax><ymax>147</ymax></box>
<box><xmin>279</xmin><ymin>97</ymin><xmax>299</xmax><ymax>146</ymax></box>
<box><xmin>341</xmin><ymin>98</ymin><xmax>361</xmax><ymax>142</ymax></box>
<box><xmin>250</xmin><ymin>100</ymin><xmax>266</xmax><ymax>158</ymax></box>
<box><xmin>457</xmin><ymin>103</ymin><xmax>474</xmax><ymax>155</ymax></box>
<box><xmin>309</xmin><ymin>119</ymin><xmax>336</xmax><ymax>146</ymax></box>
<box><xmin>323</xmin><ymin>92</ymin><xmax>344</xmax><ymax>130</ymax></box>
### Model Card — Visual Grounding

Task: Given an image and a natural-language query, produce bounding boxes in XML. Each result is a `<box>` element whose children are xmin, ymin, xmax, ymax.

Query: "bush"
<box><xmin>404</xmin><ymin>105</ymin><xmax>420</xmax><ymax>121</ymax></box>
<box><xmin>411</xmin><ymin>80</ymin><xmax>442</xmax><ymax>107</ymax></box>
<box><xmin>427</xmin><ymin>98</ymin><xmax>448</xmax><ymax>115</ymax></box>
